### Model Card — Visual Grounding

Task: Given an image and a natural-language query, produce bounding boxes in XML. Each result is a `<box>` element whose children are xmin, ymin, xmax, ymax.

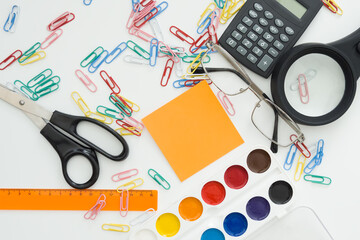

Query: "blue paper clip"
<box><xmin>83</xmin><ymin>0</ymin><xmax>92</xmax><ymax>6</ymax></box>
<box><xmin>132</xmin><ymin>0</ymin><xmax>140</xmax><ymax>12</ymax></box>
<box><xmin>197</xmin><ymin>12</ymin><xmax>212</xmax><ymax>35</ymax></box>
<box><xmin>173</xmin><ymin>79</ymin><xmax>187</xmax><ymax>88</ymax></box>
<box><xmin>105</xmin><ymin>42</ymin><xmax>127</xmax><ymax>64</ymax></box>
<box><xmin>284</xmin><ymin>144</ymin><xmax>297</xmax><ymax>171</ymax></box>
<box><xmin>88</xmin><ymin>50</ymin><xmax>109</xmax><ymax>73</ymax></box>
<box><xmin>153</xmin><ymin>1</ymin><xmax>169</xmax><ymax>18</ymax></box>
<box><xmin>148</xmin><ymin>169</ymin><xmax>170</xmax><ymax>190</ymax></box>
<box><xmin>3</xmin><ymin>5</ymin><xmax>20</xmax><ymax>32</ymax></box>
<box><xmin>149</xmin><ymin>38</ymin><xmax>159</xmax><ymax>67</ymax></box>
<box><xmin>304</xmin><ymin>139</ymin><xmax>324</xmax><ymax>174</ymax></box>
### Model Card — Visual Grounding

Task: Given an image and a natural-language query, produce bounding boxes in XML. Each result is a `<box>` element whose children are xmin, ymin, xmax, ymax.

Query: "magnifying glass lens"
<box><xmin>284</xmin><ymin>53</ymin><xmax>346</xmax><ymax>117</ymax></box>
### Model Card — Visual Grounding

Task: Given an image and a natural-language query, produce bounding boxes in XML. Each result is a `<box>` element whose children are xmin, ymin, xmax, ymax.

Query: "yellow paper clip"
<box><xmin>186</xmin><ymin>51</ymin><xmax>208</xmax><ymax>74</ymax></box>
<box><xmin>86</xmin><ymin>111</ymin><xmax>113</xmax><ymax>125</ymax></box>
<box><xmin>115</xmin><ymin>127</ymin><xmax>143</xmax><ymax>136</ymax></box>
<box><xmin>181</xmin><ymin>73</ymin><xmax>210</xmax><ymax>80</ymax></box>
<box><xmin>101</xmin><ymin>224</ymin><xmax>130</xmax><ymax>232</ymax></box>
<box><xmin>294</xmin><ymin>154</ymin><xmax>306</xmax><ymax>181</ymax></box>
<box><xmin>118</xmin><ymin>95</ymin><xmax>140</xmax><ymax>112</ymax></box>
<box><xmin>117</xmin><ymin>178</ymin><xmax>144</xmax><ymax>193</ymax></box>
<box><xmin>220</xmin><ymin>0</ymin><xmax>246</xmax><ymax>24</ymax></box>
<box><xmin>197</xmin><ymin>2</ymin><xmax>217</xmax><ymax>27</ymax></box>
<box><xmin>19</xmin><ymin>51</ymin><xmax>46</xmax><ymax>66</ymax></box>
<box><xmin>322</xmin><ymin>0</ymin><xmax>343</xmax><ymax>15</ymax></box>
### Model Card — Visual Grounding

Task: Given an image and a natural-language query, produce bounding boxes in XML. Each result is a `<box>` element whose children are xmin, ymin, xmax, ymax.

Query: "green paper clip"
<box><xmin>80</xmin><ymin>46</ymin><xmax>104</xmax><ymax>68</ymax></box>
<box><xmin>182</xmin><ymin>54</ymin><xmax>211</xmax><ymax>64</ymax></box>
<box><xmin>96</xmin><ymin>105</ymin><xmax>125</xmax><ymax>120</ymax></box>
<box><xmin>304</xmin><ymin>174</ymin><xmax>332</xmax><ymax>185</ymax></box>
<box><xmin>18</xmin><ymin>42</ymin><xmax>41</xmax><ymax>63</ymax></box>
<box><xmin>109</xmin><ymin>94</ymin><xmax>133</xmax><ymax>117</ymax></box>
<box><xmin>126</xmin><ymin>40</ymin><xmax>150</xmax><ymax>60</ymax></box>
<box><xmin>14</xmin><ymin>80</ymin><xmax>39</xmax><ymax>101</ymax></box>
<box><xmin>27</xmin><ymin>69</ymin><xmax>53</xmax><ymax>89</ymax></box>
<box><xmin>148</xmin><ymin>169</ymin><xmax>171</xmax><ymax>190</ymax></box>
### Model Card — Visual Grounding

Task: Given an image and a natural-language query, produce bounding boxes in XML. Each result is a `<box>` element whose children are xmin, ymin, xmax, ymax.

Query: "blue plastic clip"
<box><xmin>284</xmin><ymin>144</ymin><xmax>297</xmax><ymax>171</ymax></box>
<box><xmin>149</xmin><ymin>38</ymin><xmax>159</xmax><ymax>67</ymax></box>
<box><xmin>83</xmin><ymin>0</ymin><xmax>92</xmax><ymax>6</ymax></box>
<box><xmin>304</xmin><ymin>139</ymin><xmax>324</xmax><ymax>174</ymax></box>
<box><xmin>88</xmin><ymin>50</ymin><xmax>109</xmax><ymax>73</ymax></box>
<box><xmin>105</xmin><ymin>42</ymin><xmax>127</xmax><ymax>64</ymax></box>
<box><xmin>152</xmin><ymin>1</ymin><xmax>169</xmax><ymax>18</ymax></box>
<box><xmin>3</xmin><ymin>5</ymin><xmax>20</xmax><ymax>32</ymax></box>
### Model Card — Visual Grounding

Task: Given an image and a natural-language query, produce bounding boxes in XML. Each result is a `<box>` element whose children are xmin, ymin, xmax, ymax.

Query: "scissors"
<box><xmin>0</xmin><ymin>84</ymin><xmax>129</xmax><ymax>189</ymax></box>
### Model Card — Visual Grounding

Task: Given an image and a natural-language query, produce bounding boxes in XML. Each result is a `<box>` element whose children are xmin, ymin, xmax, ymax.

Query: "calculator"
<box><xmin>219</xmin><ymin>0</ymin><xmax>323</xmax><ymax>78</ymax></box>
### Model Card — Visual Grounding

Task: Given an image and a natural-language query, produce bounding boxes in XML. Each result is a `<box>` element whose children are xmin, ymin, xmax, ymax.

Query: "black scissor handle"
<box><xmin>49</xmin><ymin>111</ymin><xmax>129</xmax><ymax>161</ymax></box>
<box><xmin>40</xmin><ymin>124</ymin><xmax>99</xmax><ymax>189</ymax></box>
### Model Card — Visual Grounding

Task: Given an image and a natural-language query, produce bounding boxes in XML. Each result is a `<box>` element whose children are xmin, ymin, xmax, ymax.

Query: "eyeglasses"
<box><xmin>197</xmin><ymin>41</ymin><xmax>305</xmax><ymax>148</ymax></box>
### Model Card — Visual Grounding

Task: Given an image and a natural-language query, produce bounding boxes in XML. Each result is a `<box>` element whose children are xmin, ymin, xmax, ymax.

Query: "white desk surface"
<box><xmin>0</xmin><ymin>0</ymin><xmax>359</xmax><ymax>239</ymax></box>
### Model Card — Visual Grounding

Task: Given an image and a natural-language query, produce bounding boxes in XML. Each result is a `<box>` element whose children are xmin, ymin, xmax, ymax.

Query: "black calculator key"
<box><xmin>258</xmin><ymin>39</ymin><xmax>269</xmax><ymax>49</ymax></box>
<box><xmin>237</xmin><ymin>46</ymin><xmax>247</xmax><ymax>56</ymax></box>
<box><xmin>253</xmin><ymin>24</ymin><xmax>264</xmax><ymax>34</ymax></box>
<box><xmin>232</xmin><ymin>31</ymin><xmax>242</xmax><ymax>41</ymax></box>
<box><xmin>264</xmin><ymin>11</ymin><xmax>274</xmax><ymax>19</ymax></box>
<box><xmin>275</xmin><ymin>19</ymin><xmax>284</xmax><ymax>27</ymax></box>
<box><xmin>274</xmin><ymin>40</ymin><xmax>284</xmax><ymax>50</ymax></box>
<box><xmin>257</xmin><ymin>54</ymin><xmax>273</xmax><ymax>72</ymax></box>
<box><xmin>280</xmin><ymin>34</ymin><xmax>289</xmax><ymax>42</ymax></box>
<box><xmin>226</xmin><ymin>38</ymin><xmax>237</xmax><ymax>48</ymax></box>
<box><xmin>285</xmin><ymin>27</ymin><xmax>295</xmax><ymax>35</ymax></box>
<box><xmin>242</xmin><ymin>17</ymin><xmax>253</xmax><ymax>27</ymax></box>
<box><xmin>268</xmin><ymin>47</ymin><xmax>279</xmax><ymax>57</ymax></box>
<box><xmin>263</xmin><ymin>32</ymin><xmax>274</xmax><ymax>42</ymax></box>
<box><xmin>237</xmin><ymin>24</ymin><xmax>247</xmax><ymax>33</ymax></box>
<box><xmin>253</xmin><ymin>47</ymin><xmax>263</xmax><ymax>57</ymax></box>
<box><xmin>269</xmin><ymin>26</ymin><xmax>279</xmax><ymax>34</ymax></box>
<box><xmin>249</xmin><ymin>10</ymin><xmax>258</xmax><ymax>18</ymax></box>
<box><xmin>259</xmin><ymin>18</ymin><xmax>268</xmax><ymax>26</ymax></box>
<box><xmin>247</xmin><ymin>54</ymin><xmax>258</xmax><ymax>64</ymax></box>
<box><xmin>247</xmin><ymin>31</ymin><xmax>258</xmax><ymax>42</ymax></box>
<box><xmin>254</xmin><ymin>3</ymin><xmax>263</xmax><ymax>11</ymax></box>
<box><xmin>242</xmin><ymin>38</ymin><xmax>253</xmax><ymax>48</ymax></box>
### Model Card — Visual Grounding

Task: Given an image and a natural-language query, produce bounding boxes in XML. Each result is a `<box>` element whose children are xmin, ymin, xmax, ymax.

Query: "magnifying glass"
<box><xmin>271</xmin><ymin>28</ymin><xmax>360</xmax><ymax>126</ymax></box>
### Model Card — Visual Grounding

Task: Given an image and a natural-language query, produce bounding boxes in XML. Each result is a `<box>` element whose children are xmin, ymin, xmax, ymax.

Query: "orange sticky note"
<box><xmin>142</xmin><ymin>81</ymin><xmax>244</xmax><ymax>181</ymax></box>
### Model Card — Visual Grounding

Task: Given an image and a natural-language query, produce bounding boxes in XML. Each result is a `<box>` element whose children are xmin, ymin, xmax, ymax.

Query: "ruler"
<box><xmin>0</xmin><ymin>189</ymin><xmax>157</xmax><ymax>211</ymax></box>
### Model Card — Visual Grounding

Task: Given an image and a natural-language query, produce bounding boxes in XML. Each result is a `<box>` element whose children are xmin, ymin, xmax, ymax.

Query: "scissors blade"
<box><xmin>0</xmin><ymin>84</ymin><xmax>53</xmax><ymax>128</ymax></box>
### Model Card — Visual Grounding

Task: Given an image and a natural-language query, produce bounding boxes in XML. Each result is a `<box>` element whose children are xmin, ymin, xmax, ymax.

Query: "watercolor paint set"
<box><xmin>128</xmin><ymin>146</ymin><xmax>333</xmax><ymax>240</ymax></box>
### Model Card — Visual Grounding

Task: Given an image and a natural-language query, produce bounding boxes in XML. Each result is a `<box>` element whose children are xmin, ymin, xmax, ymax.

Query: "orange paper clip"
<box><xmin>48</xmin><ymin>12</ymin><xmax>75</xmax><ymax>31</ymax></box>
<box><xmin>0</xmin><ymin>50</ymin><xmax>22</xmax><ymax>70</ymax></box>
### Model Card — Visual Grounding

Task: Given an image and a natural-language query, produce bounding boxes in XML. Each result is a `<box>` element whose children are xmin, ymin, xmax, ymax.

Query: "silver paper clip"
<box><xmin>130</xmin><ymin>208</ymin><xmax>156</xmax><ymax>226</ymax></box>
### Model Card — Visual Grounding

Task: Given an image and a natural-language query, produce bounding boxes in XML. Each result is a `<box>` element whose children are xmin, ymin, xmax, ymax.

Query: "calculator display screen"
<box><xmin>276</xmin><ymin>0</ymin><xmax>307</xmax><ymax>19</ymax></box>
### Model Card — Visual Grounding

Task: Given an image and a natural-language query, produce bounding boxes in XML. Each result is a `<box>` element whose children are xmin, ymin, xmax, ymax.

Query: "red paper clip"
<box><xmin>126</xmin><ymin>4</ymin><xmax>140</xmax><ymax>29</ymax></box>
<box><xmin>169</xmin><ymin>26</ymin><xmax>195</xmax><ymax>45</ymax></box>
<box><xmin>140</xmin><ymin>0</ymin><xmax>154</xmax><ymax>7</ymax></box>
<box><xmin>298</xmin><ymin>74</ymin><xmax>309</xmax><ymax>104</ymax></box>
<box><xmin>47</xmin><ymin>12</ymin><xmax>75</xmax><ymax>31</ymax></box>
<box><xmin>190</xmin><ymin>30</ymin><xmax>210</xmax><ymax>54</ymax></box>
<box><xmin>322</xmin><ymin>0</ymin><xmax>343</xmax><ymax>15</ymax></box>
<box><xmin>290</xmin><ymin>134</ymin><xmax>311</xmax><ymax>158</ymax></box>
<box><xmin>116</xmin><ymin>120</ymin><xmax>142</xmax><ymax>136</ymax></box>
<box><xmin>134</xmin><ymin>6</ymin><xmax>158</xmax><ymax>28</ymax></box>
<box><xmin>161</xmin><ymin>59</ymin><xmax>174</xmax><ymax>87</ymax></box>
<box><xmin>100</xmin><ymin>70</ymin><xmax>121</xmax><ymax>95</ymax></box>
<box><xmin>0</xmin><ymin>50</ymin><xmax>22</xmax><ymax>70</ymax></box>
<box><xmin>159</xmin><ymin>41</ymin><xmax>180</xmax><ymax>63</ymax></box>
<box><xmin>41</xmin><ymin>28</ymin><xmax>63</xmax><ymax>49</ymax></box>
<box><xmin>110</xmin><ymin>94</ymin><xmax>133</xmax><ymax>117</ymax></box>
<box><xmin>217</xmin><ymin>91</ymin><xmax>235</xmax><ymax>116</ymax></box>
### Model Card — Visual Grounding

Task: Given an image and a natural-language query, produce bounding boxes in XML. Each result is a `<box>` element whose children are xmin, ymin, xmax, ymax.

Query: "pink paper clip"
<box><xmin>161</xmin><ymin>58</ymin><xmax>174</xmax><ymax>87</ymax></box>
<box><xmin>217</xmin><ymin>91</ymin><xmax>235</xmax><ymax>116</ymax></box>
<box><xmin>159</xmin><ymin>41</ymin><xmax>180</xmax><ymax>63</ymax></box>
<box><xmin>290</xmin><ymin>134</ymin><xmax>311</xmax><ymax>158</ymax></box>
<box><xmin>129</xmin><ymin>27</ymin><xmax>155</xmax><ymax>42</ymax></box>
<box><xmin>84</xmin><ymin>194</ymin><xmax>106</xmax><ymax>220</ymax></box>
<box><xmin>169</xmin><ymin>26</ymin><xmax>195</xmax><ymax>45</ymax></box>
<box><xmin>112</xmin><ymin>169</ymin><xmax>139</xmax><ymax>182</ymax></box>
<box><xmin>116</xmin><ymin>120</ymin><xmax>142</xmax><ymax>136</ymax></box>
<box><xmin>0</xmin><ymin>50</ymin><xmax>22</xmax><ymax>70</ymax></box>
<box><xmin>134</xmin><ymin>2</ymin><xmax>156</xmax><ymax>22</ymax></box>
<box><xmin>134</xmin><ymin>7</ymin><xmax>158</xmax><ymax>28</ymax></box>
<box><xmin>47</xmin><ymin>11</ymin><xmax>75</xmax><ymax>31</ymax></box>
<box><xmin>127</xmin><ymin>4</ymin><xmax>140</xmax><ymax>29</ymax></box>
<box><xmin>190</xmin><ymin>30</ymin><xmax>210</xmax><ymax>53</ymax></box>
<box><xmin>124</xmin><ymin>116</ymin><xmax>145</xmax><ymax>131</ymax></box>
<box><xmin>298</xmin><ymin>74</ymin><xmax>309</xmax><ymax>104</ymax></box>
<box><xmin>120</xmin><ymin>189</ymin><xmax>129</xmax><ymax>217</ymax></box>
<box><xmin>100</xmin><ymin>70</ymin><xmax>121</xmax><ymax>95</ymax></box>
<box><xmin>75</xmin><ymin>69</ymin><xmax>97</xmax><ymax>93</ymax></box>
<box><xmin>41</xmin><ymin>28</ymin><xmax>63</xmax><ymax>49</ymax></box>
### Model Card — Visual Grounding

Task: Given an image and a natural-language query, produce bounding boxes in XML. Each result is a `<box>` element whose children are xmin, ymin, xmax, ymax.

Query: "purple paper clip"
<box><xmin>149</xmin><ymin>38</ymin><xmax>159</xmax><ymax>67</ymax></box>
<box><xmin>75</xmin><ymin>69</ymin><xmax>97</xmax><ymax>93</ymax></box>
<box><xmin>112</xmin><ymin>169</ymin><xmax>139</xmax><ymax>182</ymax></box>
<box><xmin>84</xmin><ymin>194</ymin><xmax>106</xmax><ymax>220</ymax></box>
<box><xmin>217</xmin><ymin>91</ymin><xmax>235</xmax><ymax>116</ymax></box>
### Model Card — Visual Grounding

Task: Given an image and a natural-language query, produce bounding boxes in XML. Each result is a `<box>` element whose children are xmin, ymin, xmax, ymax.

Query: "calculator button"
<box><xmin>275</xmin><ymin>19</ymin><xmax>284</xmax><ymax>27</ymax></box>
<box><xmin>268</xmin><ymin>47</ymin><xmax>279</xmax><ymax>57</ymax></box>
<box><xmin>247</xmin><ymin>31</ymin><xmax>258</xmax><ymax>42</ymax></box>
<box><xmin>249</xmin><ymin>10</ymin><xmax>258</xmax><ymax>18</ymax></box>
<box><xmin>247</xmin><ymin>54</ymin><xmax>258</xmax><ymax>64</ymax></box>
<box><xmin>257</xmin><ymin>55</ymin><xmax>273</xmax><ymax>72</ymax></box>
<box><xmin>242</xmin><ymin>17</ymin><xmax>253</xmax><ymax>27</ymax></box>
<box><xmin>232</xmin><ymin>31</ymin><xmax>242</xmax><ymax>41</ymax></box>
<box><xmin>274</xmin><ymin>40</ymin><xmax>284</xmax><ymax>50</ymax></box>
<box><xmin>285</xmin><ymin>27</ymin><xmax>295</xmax><ymax>35</ymax></box>
<box><xmin>258</xmin><ymin>39</ymin><xmax>269</xmax><ymax>50</ymax></box>
<box><xmin>242</xmin><ymin>39</ymin><xmax>253</xmax><ymax>48</ymax></box>
<box><xmin>259</xmin><ymin>18</ymin><xmax>268</xmax><ymax>26</ymax></box>
<box><xmin>280</xmin><ymin>34</ymin><xmax>289</xmax><ymax>42</ymax></box>
<box><xmin>253</xmin><ymin>47</ymin><xmax>263</xmax><ymax>57</ymax></box>
<box><xmin>264</xmin><ymin>11</ymin><xmax>274</xmax><ymax>19</ymax></box>
<box><xmin>237</xmin><ymin>24</ymin><xmax>247</xmax><ymax>33</ymax></box>
<box><xmin>269</xmin><ymin>26</ymin><xmax>279</xmax><ymax>34</ymax></box>
<box><xmin>236</xmin><ymin>46</ymin><xmax>247</xmax><ymax>56</ymax></box>
<box><xmin>252</xmin><ymin>24</ymin><xmax>264</xmax><ymax>34</ymax></box>
<box><xmin>263</xmin><ymin>32</ymin><xmax>274</xmax><ymax>42</ymax></box>
<box><xmin>226</xmin><ymin>38</ymin><xmax>237</xmax><ymax>48</ymax></box>
<box><xmin>254</xmin><ymin>3</ymin><xmax>263</xmax><ymax>11</ymax></box>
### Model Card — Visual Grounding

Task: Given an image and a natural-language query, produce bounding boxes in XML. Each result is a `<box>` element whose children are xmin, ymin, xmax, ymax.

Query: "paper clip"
<box><xmin>27</xmin><ymin>69</ymin><xmax>53</xmax><ymax>88</ymax></box>
<box><xmin>48</xmin><ymin>12</ymin><xmax>75</xmax><ymax>31</ymax></box>
<box><xmin>119</xmin><ymin>189</ymin><xmax>129</xmax><ymax>217</ymax></box>
<box><xmin>220</xmin><ymin>0</ymin><xmax>246</xmax><ymax>24</ymax></box>
<box><xmin>148</xmin><ymin>169</ymin><xmax>170</xmax><ymax>190</ymax></box>
<box><xmin>169</xmin><ymin>26</ymin><xmax>195</xmax><ymax>45</ymax></box>
<box><xmin>190</xmin><ymin>30</ymin><xmax>210</xmax><ymax>54</ymax></box>
<box><xmin>88</xmin><ymin>50</ymin><xmax>109</xmax><ymax>73</ymax></box>
<box><xmin>132</xmin><ymin>0</ymin><xmax>140</xmax><ymax>11</ymax></box>
<box><xmin>214</xmin><ymin>0</ymin><xmax>226</xmax><ymax>9</ymax></box>
<box><xmin>102</xmin><ymin>224</ymin><xmax>130</xmax><ymax>232</ymax></box>
<box><xmin>197</xmin><ymin>12</ymin><xmax>213</xmax><ymax>35</ymax></box>
<box><xmin>290</xmin><ymin>134</ymin><xmax>311</xmax><ymax>158</ymax></box>
<box><xmin>41</xmin><ymin>29</ymin><xmax>63</xmax><ymax>49</ymax></box>
<box><xmin>123</xmin><ymin>116</ymin><xmax>145</xmax><ymax>130</ymax></box>
<box><xmin>149</xmin><ymin>18</ymin><xmax>164</xmax><ymax>41</ymax></box>
<box><xmin>123</xmin><ymin>55</ymin><xmax>149</xmax><ymax>65</ymax></box>
<box><xmin>133</xmin><ymin>1</ymin><xmax>156</xmax><ymax>23</ymax></box>
<box><xmin>197</xmin><ymin>3</ymin><xmax>217</xmax><ymax>27</ymax></box>
<box><xmin>116</xmin><ymin>118</ymin><xmax>144</xmax><ymax>136</ymax></box>
<box><xmin>127</xmin><ymin>40</ymin><xmax>150</xmax><ymax>60</ymax></box>
<box><xmin>159</xmin><ymin>42</ymin><xmax>180</xmax><ymax>63</ymax></box>
<box><xmin>161</xmin><ymin>59</ymin><xmax>174</xmax><ymax>87</ymax></box>
<box><xmin>140</xmin><ymin>0</ymin><xmax>154</xmax><ymax>8</ymax></box>
<box><xmin>116</xmin><ymin>178</ymin><xmax>144</xmax><ymax>193</ymax></box>
<box><xmin>297</xmin><ymin>74</ymin><xmax>309</xmax><ymax>104</ymax></box>
<box><xmin>175</xmin><ymin>61</ymin><xmax>185</xmax><ymax>77</ymax></box>
<box><xmin>100</xmin><ymin>70</ymin><xmax>121</xmax><ymax>95</ymax></box>
<box><xmin>18</xmin><ymin>42</ymin><xmax>41</xmax><ymax>63</ymax></box>
<box><xmin>149</xmin><ymin>38</ymin><xmax>159</xmax><ymax>67</ymax></box>
<box><xmin>80</xmin><ymin>46</ymin><xmax>104</xmax><ymax>68</ymax></box>
<box><xmin>284</xmin><ymin>144</ymin><xmax>297</xmax><ymax>171</ymax></box>
<box><xmin>14</xmin><ymin>81</ymin><xmax>39</xmax><ymax>101</ymax></box>
<box><xmin>173</xmin><ymin>79</ymin><xmax>188</xmax><ymax>88</ymax></box>
<box><xmin>186</xmin><ymin>51</ymin><xmax>208</xmax><ymax>74</ymax></box>
<box><xmin>304</xmin><ymin>139</ymin><xmax>324</xmax><ymax>174</ymax></box>
<box><xmin>105</xmin><ymin>42</ymin><xmax>127</xmax><ymax>64</ymax></box>
<box><xmin>34</xmin><ymin>76</ymin><xmax>60</xmax><ymax>96</ymax></box>
<box><xmin>290</xmin><ymin>69</ymin><xmax>316</xmax><ymax>91</ymax></box>
<box><xmin>97</xmin><ymin>106</ymin><xmax>124</xmax><ymax>120</ymax></box>
<box><xmin>83</xmin><ymin>0</ymin><xmax>93</xmax><ymax>6</ymax></box>
<box><xmin>130</xmin><ymin>208</ymin><xmax>156</xmax><ymax>226</ymax></box>
<box><xmin>75</xmin><ymin>69</ymin><xmax>97</xmax><ymax>93</ymax></box>
<box><xmin>134</xmin><ymin>7</ymin><xmax>158</xmax><ymax>29</ymax></box>
<box><xmin>0</xmin><ymin>50</ymin><xmax>22</xmax><ymax>70</ymax></box>
<box><xmin>217</xmin><ymin>91</ymin><xmax>235</xmax><ymax>116</ymax></box>
<box><xmin>127</xmin><ymin>3</ymin><xmax>140</xmax><ymax>29</ymax></box>
<box><xmin>322</xmin><ymin>0</ymin><xmax>343</xmax><ymax>15</ymax></box>
<box><xmin>84</xmin><ymin>194</ymin><xmax>106</xmax><ymax>220</ymax></box>
<box><xmin>120</xmin><ymin>95</ymin><xmax>141</xmax><ymax>112</ymax></box>
<box><xmin>294</xmin><ymin>154</ymin><xmax>306</xmax><ymax>181</ymax></box>
<box><xmin>19</xmin><ymin>51</ymin><xmax>46</xmax><ymax>66</ymax></box>
<box><xmin>110</xmin><ymin>94</ymin><xmax>133</xmax><ymax>117</ymax></box>
<box><xmin>86</xmin><ymin>111</ymin><xmax>113</xmax><ymax>124</ymax></box>
<box><xmin>129</xmin><ymin>27</ymin><xmax>155</xmax><ymax>42</ymax></box>
<box><xmin>304</xmin><ymin>174</ymin><xmax>332</xmax><ymax>185</ymax></box>
<box><xmin>159</xmin><ymin>46</ymin><xmax>186</xmax><ymax>57</ymax></box>
<box><xmin>152</xmin><ymin>1</ymin><xmax>168</xmax><ymax>18</ymax></box>
<box><xmin>3</xmin><ymin>5</ymin><xmax>20</xmax><ymax>32</ymax></box>
<box><xmin>112</xmin><ymin>169</ymin><xmax>139</xmax><ymax>182</ymax></box>
<box><xmin>182</xmin><ymin>54</ymin><xmax>211</xmax><ymax>64</ymax></box>
<box><xmin>115</xmin><ymin>126</ymin><xmax>141</xmax><ymax>136</ymax></box>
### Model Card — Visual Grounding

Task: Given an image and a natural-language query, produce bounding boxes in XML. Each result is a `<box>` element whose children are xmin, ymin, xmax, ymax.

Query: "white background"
<box><xmin>0</xmin><ymin>0</ymin><xmax>359</xmax><ymax>239</ymax></box>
